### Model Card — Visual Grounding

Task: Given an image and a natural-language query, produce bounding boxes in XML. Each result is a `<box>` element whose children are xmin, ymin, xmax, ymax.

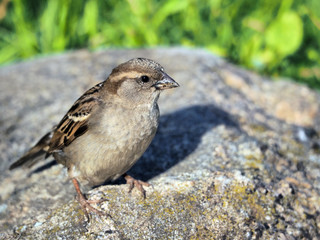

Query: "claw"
<box><xmin>123</xmin><ymin>174</ymin><xmax>151</xmax><ymax>198</ymax></box>
<box><xmin>72</xmin><ymin>178</ymin><xmax>109</xmax><ymax>221</ymax></box>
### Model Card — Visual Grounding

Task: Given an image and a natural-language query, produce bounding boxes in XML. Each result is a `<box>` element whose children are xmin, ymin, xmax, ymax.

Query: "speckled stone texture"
<box><xmin>0</xmin><ymin>48</ymin><xmax>320</xmax><ymax>239</ymax></box>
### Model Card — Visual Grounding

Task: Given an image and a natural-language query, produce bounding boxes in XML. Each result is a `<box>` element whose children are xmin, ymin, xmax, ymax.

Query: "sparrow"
<box><xmin>9</xmin><ymin>58</ymin><xmax>179</xmax><ymax>218</ymax></box>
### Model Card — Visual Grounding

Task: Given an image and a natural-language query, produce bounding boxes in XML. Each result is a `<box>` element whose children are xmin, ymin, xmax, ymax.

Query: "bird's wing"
<box><xmin>9</xmin><ymin>131</ymin><xmax>54</xmax><ymax>169</ymax></box>
<box><xmin>9</xmin><ymin>82</ymin><xmax>104</xmax><ymax>170</ymax></box>
<box><xmin>48</xmin><ymin>82</ymin><xmax>104</xmax><ymax>152</ymax></box>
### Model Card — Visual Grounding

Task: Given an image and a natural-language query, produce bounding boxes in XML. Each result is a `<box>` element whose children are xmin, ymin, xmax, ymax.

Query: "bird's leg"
<box><xmin>123</xmin><ymin>174</ymin><xmax>151</xmax><ymax>198</ymax></box>
<box><xmin>71</xmin><ymin>178</ymin><xmax>107</xmax><ymax>219</ymax></box>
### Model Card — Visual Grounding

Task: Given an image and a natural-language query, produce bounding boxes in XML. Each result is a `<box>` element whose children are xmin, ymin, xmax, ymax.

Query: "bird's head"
<box><xmin>104</xmin><ymin>58</ymin><xmax>179</xmax><ymax>105</ymax></box>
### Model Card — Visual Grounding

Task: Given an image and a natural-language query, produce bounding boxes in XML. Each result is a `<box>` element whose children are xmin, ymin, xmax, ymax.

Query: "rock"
<box><xmin>0</xmin><ymin>48</ymin><xmax>319</xmax><ymax>239</ymax></box>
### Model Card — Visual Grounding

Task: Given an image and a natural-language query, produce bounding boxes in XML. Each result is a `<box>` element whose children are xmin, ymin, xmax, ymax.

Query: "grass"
<box><xmin>0</xmin><ymin>0</ymin><xmax>319</xmax><ymax>88</ymax></box>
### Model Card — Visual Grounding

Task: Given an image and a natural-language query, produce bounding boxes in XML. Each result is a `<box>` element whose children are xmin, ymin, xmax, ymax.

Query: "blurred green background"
<box><xmin>0</xmin><ymin>0</ymin><xmax>319</xmax><ymax>88</ymax></box>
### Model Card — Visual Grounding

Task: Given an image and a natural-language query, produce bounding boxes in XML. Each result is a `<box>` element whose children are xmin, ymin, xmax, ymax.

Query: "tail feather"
<box><xmin>9</xmin><ymin>131</ymin><xmax>53</xmax><ymax>170</ymax></box>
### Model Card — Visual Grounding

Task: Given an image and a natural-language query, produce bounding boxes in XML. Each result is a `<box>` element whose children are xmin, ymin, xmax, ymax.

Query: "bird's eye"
<box><xmin>141</xmin><ymin>75</ymin><xmax>150</xmax><ymax>83</ymax></box>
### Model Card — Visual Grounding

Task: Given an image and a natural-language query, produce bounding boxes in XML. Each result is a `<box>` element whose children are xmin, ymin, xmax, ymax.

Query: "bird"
<box><xmin>9</xmin><ymin>58</ymin><xmax>179</xmax><ymax>218</ymax></box>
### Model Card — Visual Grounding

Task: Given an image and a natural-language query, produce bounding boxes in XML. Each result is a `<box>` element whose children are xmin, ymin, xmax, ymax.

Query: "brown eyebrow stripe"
<box><xmin>110</xmin><ymin>70</ymin><xmax>146</xmax><ymax>82</ymax></box>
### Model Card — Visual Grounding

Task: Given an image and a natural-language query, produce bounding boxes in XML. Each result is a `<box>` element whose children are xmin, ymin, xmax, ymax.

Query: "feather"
<box><xmin>48</xmin><ymin>83</ymin><xmax>103</xmax><ymax>152</ymax></box>
<box><xmin>9</xmin><ymin>82</ymin><xmax>104</xmax><ymax>169</ymax></box>
<box><xmin>9</xmin><ymin>131</ymin><xmax>53</xmax><ymax>169</ymax></box>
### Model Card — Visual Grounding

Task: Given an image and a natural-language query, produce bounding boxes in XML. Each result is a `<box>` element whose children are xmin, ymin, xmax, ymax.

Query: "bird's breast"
<box><xmin>99</xmin><ymin>103</ymin><xmax>159</xmax><ymax>145</ymax></box>
<box><xmin>66</xmin><ymin>103</ymin><xmax>159</xmax><ymax>186</ymax></box>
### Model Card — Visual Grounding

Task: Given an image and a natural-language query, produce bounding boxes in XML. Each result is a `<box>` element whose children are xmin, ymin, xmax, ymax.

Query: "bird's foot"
<box><xmin>124</xmin><ymin>174</ymin><xmax>151</xmax><ymax>198</ymax></box>
<box><xmin>76</xmin><ymin>192</ymin><xmax>109</xmax><ymax>220</ymax></box>
<box><xmin>72</xmin><ymin>178</ymin><xmax>109</xmax><ymax>221</ymax></box>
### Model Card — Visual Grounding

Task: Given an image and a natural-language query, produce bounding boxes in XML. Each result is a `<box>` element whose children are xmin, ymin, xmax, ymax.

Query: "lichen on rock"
<box><xmin>0</xmin><ymin>48</ymin><xmax>319</xmax><ymax>239</ymax></box>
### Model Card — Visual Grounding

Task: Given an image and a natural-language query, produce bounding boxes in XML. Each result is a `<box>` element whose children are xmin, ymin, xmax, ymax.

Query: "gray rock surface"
<box><xmin>0</xmin><ymin>48</ymin><xmax>320</xmax><ymax>239</ymax></box>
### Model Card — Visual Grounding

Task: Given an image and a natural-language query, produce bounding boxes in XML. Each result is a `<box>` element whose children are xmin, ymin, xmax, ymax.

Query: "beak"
<box><xmin>153</xmin><ymin>73</ymin><xmax>179</xmax><ymax>90</ymax></box>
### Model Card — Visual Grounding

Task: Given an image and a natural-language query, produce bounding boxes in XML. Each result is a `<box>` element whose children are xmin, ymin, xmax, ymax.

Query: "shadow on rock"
<box><xmin>128</xmin><ymin>104</ymin><xmax>239</xmax><ymax>181</ymax></box>
<box><xmin>32</xmin><ymin>104</ymin><xmax>239</xmax><ymax>183</ymax></box>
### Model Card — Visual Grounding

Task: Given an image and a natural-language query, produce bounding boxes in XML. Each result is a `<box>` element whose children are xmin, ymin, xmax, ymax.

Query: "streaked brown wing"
<box><xmin>48</xmin><ymin>82</ymin><xmax>104</xmax><ymax>152</ymax></box>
